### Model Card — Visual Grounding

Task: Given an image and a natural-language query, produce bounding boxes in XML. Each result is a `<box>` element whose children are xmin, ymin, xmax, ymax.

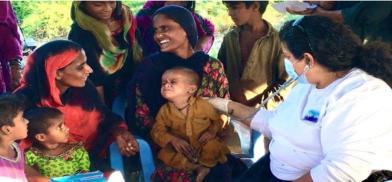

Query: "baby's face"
<box><xmin>161</xmin><ymin>71</ymin><xmax>194</xmax><ymax>101</ymax></box>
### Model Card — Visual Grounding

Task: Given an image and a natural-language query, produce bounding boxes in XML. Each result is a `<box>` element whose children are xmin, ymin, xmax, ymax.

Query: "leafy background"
<box><xmin>12</xmin><ymin>0</ymin><xmax>296</xmax><ymax>57</ymax></box>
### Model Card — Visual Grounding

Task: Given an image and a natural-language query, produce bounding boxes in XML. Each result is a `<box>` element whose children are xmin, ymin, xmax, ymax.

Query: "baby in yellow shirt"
<box><xmin>151</xmin><ymin>67</ymin><xmax>230</xmax><ymax>182</ymax></box>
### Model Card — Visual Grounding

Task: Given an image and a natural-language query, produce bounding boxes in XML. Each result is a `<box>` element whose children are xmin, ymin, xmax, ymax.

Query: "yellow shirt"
<box><xmin>151</xmin><ymin>97</ymin><xmax>229</xmax><ymax>169</ymax></box>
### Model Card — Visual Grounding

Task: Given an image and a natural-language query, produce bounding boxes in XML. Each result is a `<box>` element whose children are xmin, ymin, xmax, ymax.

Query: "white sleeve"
<box><xmin>250</xmin><ymin>83</ymin><xmax>307</xmax><ymax>138</ymax></box>
<box><xmin>310</xmin><ymin>90</ymin><xmax>392</xmax><ymax>182</ymax></box>
<box><xmin>250</xmin><ymin>108</ymin><xmax>275</xmax><ymax>138</ymax></box>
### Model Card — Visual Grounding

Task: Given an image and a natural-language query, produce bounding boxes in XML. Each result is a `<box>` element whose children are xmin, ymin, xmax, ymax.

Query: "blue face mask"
<box><xmin>284</xmin><ymin>58</ymin><xmax>310</xmax><ymax>84</ymax></box>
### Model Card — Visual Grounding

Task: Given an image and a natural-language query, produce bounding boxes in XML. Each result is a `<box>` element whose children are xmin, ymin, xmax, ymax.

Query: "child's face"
<box><xmin>42</xmin><ymin>116</ymin><xmax>69</xmax><ymax>145</ymax></box>
<box><xmin>161</xmin><ymin>71</ymin><xmax>195</xmax><ymax>101</ymax></box>
<box><xmin>226</xmin><ymin>2</ymin><xmax>257</xmax><ymax>26</ymax></box>
<box><xmin>10</xmin><ymin>111</ymin><xmax>29</xmax><ymax>140</ymax></box>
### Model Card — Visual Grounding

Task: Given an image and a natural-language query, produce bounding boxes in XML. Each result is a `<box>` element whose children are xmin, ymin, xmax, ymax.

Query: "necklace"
<box><xmin>176</xmin><ymin>103</ymin><xmax>190</xmax><ymax>111</ymax></box>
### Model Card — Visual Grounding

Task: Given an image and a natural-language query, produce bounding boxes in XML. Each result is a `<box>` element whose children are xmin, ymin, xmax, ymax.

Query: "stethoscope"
<box><xmin>259</xmin><ymin>65</ymin><xmax>310</xmax><ymax>107</ymax></box>
<box><xmin>233</xmin><ymin>65</ymin><xmax>310</xmax><ymax>121</ymax></box>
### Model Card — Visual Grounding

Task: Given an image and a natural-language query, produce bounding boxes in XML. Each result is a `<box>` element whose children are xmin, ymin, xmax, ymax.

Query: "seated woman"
<box><xmin>127</xmin><ymin>5</ymin><xmax>244</xmax><ymax>181</ymax></box>
<box><xmin>136</xmin><ymin>1</ymin><xmax>215</xmax><ymax>56</ymax></box>
<box><xmin>14</xmin><ymin>40</ymin><xmax>139</xmax><ymax>181</ymax></box>
<box><xmin>68</xmin><ymin>1</ymin><xmax>143</xmax><ymax>107</ymax></box>
<box><xmin>209</xmin><ymin>16</ymin><xmax>392</xmax><ymax>182</ymax></box>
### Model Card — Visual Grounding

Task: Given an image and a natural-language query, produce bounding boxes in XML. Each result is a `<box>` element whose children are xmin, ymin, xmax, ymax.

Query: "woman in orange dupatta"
<box><xmin>14</xmin><ymin>40</ymin><xmax>139</xmax><ymax>181</ymax></box>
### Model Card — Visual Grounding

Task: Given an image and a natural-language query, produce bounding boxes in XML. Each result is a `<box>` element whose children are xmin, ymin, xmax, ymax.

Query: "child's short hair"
<box><xmin>223</xmin><ymin>1</ymin><xmax>268</xmax><ymax>15</ymax></box>
<box><xmin>0</xmin><ymin>94</ymin><xmax>25</xmax><ymax>128</ymax></box>
<box><xmin>166</xmin><ymin>67</ymin><xmax>200</xmax><ymax>86</ymax></box>
<box><xmin>24</xmin><ymin>107</ymin><xmax>63</xmax><ymax>140</ymax></box>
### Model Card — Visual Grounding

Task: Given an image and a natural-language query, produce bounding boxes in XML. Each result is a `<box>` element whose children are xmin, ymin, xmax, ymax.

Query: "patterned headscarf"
<box><xmin>71</xmin><ymin>1</ymin><xmax>142</xmax><ymax>74</ymax></box>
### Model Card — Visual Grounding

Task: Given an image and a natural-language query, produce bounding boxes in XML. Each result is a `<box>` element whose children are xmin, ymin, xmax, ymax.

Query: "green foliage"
<box><xmin>122</xmin><ymin>0</ymin><xmax>145</xmax><ymax>14</ymax></box>
<box><xmin>12</xmin><ymin>1</ymin><xmax>72</xmax><ymax>41</ymax></box>
<box><xmin>11</xmin><ymin>1</ymin><xmax>34</xmax><ymax>21</ymax></box>
<box><xmin>12</xmin><ymin>0</ymin><xmax>294</xmax><ymax>56</ymax></box>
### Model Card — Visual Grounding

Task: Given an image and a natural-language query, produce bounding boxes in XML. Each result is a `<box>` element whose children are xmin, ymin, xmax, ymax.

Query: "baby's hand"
<box><xmin>170</xmin><ymin>137</ymin><xmax>193</xmax><ymax>157</ymax></box>
<box><xmin>198</xmin><ymin>131</ymin><xmax>215</xmax><ymax>145</ymax></box>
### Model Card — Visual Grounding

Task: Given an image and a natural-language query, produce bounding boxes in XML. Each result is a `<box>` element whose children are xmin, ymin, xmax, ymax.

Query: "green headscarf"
<box><xmin>72</xmin><ymin>1</ymin><xmax>142</xmax><ymax>74</ymax></box>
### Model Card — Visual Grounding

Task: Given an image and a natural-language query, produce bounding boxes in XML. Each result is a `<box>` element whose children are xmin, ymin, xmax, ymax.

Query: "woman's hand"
<box><xmin>9</xmin><ymin>59</ymin><xmax>22</xmax><ymax>91</ymax></box>
<box><xmin>286</xmin><ymin>6</ymin><xmax>344</xmax><ymax>23</ymax></box>
<box><xmin>286</xmin><ymin>7</ymin><xmax>317</xmax><ymax>16</ymax></box>
<box><xmin>206</xmin><ymin>97</ymin><xmax>256</xmax><ymax>125</ymax></box>
<box><xmin>25</xmin><ymin>165</ymin><xmax>50</xmax><ymax>182</ymax></box>
<box><xmin>114</xmin><ymin>129</ymin><xmax>139</xmax><ymax>157</ymax></box>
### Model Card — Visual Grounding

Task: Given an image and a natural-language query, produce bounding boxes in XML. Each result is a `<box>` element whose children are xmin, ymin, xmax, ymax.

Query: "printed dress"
<box><xmin>25</xmin><ymin>143</ymin><xmax>90</xmax><ymax>178</ymax></box>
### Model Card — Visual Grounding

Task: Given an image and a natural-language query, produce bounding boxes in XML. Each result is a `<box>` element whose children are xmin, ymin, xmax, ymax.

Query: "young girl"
<box><xmin>0</xmin><ymin>94</ymin><xmax>28</xmax><ymax>181</ymax></box>
<box><xmin>151</xmin><ymin>67</ymin><xmax>230</xmax><ymax>182</ymax></box>
<box><xmin>24</xmin><ymin>107</ymin><xmax>90</xmax><ymax>178</ymax></box>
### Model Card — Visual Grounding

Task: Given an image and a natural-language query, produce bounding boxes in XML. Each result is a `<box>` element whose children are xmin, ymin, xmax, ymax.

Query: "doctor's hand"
<box><xmin>204</xmin><ymin>97</ymin><xmax>231</xmax><ymax>114</ymax></box>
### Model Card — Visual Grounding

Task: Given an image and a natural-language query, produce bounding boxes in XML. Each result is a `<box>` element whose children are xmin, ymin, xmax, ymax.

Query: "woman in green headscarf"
<box><xmin>69</xmin><ymin>1</ymin><xmax>142</xmax><ymax>107</ymax></box>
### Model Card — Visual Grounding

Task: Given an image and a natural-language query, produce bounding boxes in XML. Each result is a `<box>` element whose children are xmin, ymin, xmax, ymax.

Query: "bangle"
<box><xmin>9</xmin><ymin>58</ymin><xmax>23</xmax><ymax>69</ymax></box>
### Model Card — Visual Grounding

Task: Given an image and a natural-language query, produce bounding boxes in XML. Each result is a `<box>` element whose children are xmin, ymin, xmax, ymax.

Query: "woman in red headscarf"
<box><xmin>14</xmin><ymin>40</ymin><xmax>139</xmax><ymax>181</ymax></box>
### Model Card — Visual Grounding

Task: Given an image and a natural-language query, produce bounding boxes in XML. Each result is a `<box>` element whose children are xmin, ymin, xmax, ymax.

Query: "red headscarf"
<box><xmin>19</xmin><ymin>50</ymin><xmax>107</xmax><ymax>151</ymax></box>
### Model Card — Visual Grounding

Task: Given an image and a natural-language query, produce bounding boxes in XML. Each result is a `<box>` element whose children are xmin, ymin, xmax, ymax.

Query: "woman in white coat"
<box><xmin>210</xmin><ymin>16</ymin><xmax>392</xmax><ymax>182</ymax></box>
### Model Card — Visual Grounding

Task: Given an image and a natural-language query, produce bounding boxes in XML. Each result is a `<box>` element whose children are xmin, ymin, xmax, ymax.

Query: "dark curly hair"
<box><xmin>223</xmin><ymin>1</ymin><xmax>268</xmax><ymax>15</ymax></box>
<box><xmin>279</xmin><ymin>16</ymin><xmax>392</xmax><ymax>87</ymax></box>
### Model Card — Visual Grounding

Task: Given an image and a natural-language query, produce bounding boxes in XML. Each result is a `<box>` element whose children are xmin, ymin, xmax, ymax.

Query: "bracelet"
<box><xmin>9</xmin><ymin>58</ymin><xmax>23</xmax><ymax>70</ymax></box>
